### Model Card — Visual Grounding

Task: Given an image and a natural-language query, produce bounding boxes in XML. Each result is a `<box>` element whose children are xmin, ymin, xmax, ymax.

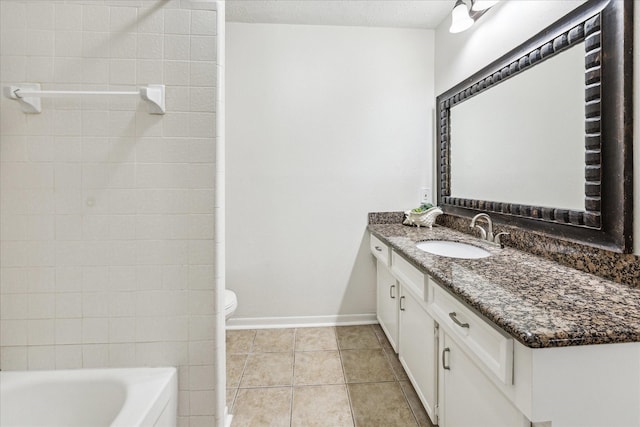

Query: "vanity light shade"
<box><xmin>450</xmin><ymin>0</ymin><xmax>474</xmax><ymax>33</ymax></box>
<box><xmin>471</xmin><ymin>0</ymin><xmax>499</xmax><ymax>12</ymax></box>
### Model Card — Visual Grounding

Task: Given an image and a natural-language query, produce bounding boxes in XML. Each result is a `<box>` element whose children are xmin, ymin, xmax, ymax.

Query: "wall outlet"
<box><xmin>420</xmin><ymin>187</ymin><xmax>431</xmax><ymax>204</ymax></box>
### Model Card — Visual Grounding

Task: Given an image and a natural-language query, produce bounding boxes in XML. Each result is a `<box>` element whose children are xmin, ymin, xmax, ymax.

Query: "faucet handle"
<box><xmin>493</xmin><ymin>232</ymin><xmax>510</xmax><ymax>247</ymax></box>
<box><xmin>471</xmin><ymin>225</ymin><xmax>487</xmax><ymax>240</ymax></box>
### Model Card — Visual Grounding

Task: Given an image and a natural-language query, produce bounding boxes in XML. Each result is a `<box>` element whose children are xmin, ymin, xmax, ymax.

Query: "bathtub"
<box><xmin>0</xmin><ymin>367</ymin><xmax>177</xmax><ymax>427</ymax></box>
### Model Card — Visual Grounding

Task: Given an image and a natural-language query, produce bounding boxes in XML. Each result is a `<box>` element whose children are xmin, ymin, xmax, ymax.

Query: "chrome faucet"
<box><xmin>470</xmin><ymin>213</ymin><xmax>509</xmax><ymax>246</ymax></box>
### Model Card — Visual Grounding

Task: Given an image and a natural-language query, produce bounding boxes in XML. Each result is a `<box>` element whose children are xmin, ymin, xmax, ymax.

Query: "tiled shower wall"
<box><xmin>0</xmin><ymin>0</ymin><xmax>219</xmax><ymax>425</ymax></box>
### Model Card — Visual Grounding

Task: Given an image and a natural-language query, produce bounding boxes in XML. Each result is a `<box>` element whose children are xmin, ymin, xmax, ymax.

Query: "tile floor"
<box><xmin>226</xmin><ymin>324</ymin><xmax>435</xmax><ymax>427</ymax></box>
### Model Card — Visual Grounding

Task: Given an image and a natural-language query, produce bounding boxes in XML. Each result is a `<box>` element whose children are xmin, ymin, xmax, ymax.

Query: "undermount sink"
<box><xmin>416</xmin><ymin>240</ymin><xmax>491</xmax><ymax>259</ymax></box>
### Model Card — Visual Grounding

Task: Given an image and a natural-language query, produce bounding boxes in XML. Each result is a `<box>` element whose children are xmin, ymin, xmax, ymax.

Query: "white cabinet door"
<box><xmin>376</xmin><ymin>260</ymin><xmax>399</xmax><ymax>352</ymax></box>
<box><xmin>398</xmin><ymin>286</ymin><xmax>438</xmax><ymax>425</ymax></box>
<box><xmin>439</xmin><ymin>332</ymin><xmax>527</xmax><ymax>427</ymax></box>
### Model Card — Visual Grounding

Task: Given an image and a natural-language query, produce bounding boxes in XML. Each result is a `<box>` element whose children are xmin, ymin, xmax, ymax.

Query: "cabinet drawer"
<box><xmin>370</xmin><ymin>234</ymin><xmax>390</xmax><ymax>266</ymax></box>
<box><xmin>431</xmin><ymin>282</ymin><xmax>513</xmax><ymax>385</ymax></box>
<box><xmin>391</xmin><ymin>251</ymin><xmax>426</xmax><ymax>301</ymax></box>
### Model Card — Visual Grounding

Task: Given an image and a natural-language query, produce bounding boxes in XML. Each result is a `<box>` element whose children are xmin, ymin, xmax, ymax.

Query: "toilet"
<box><xmin>225</xmin><ymin>289</ymin><xmax>238</xmax><ymax>319</ymax></box>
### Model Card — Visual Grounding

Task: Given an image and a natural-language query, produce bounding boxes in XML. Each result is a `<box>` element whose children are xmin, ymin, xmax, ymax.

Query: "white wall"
<box><xmin>0</xmin><ymin>1</ymin><xmax>221</xmax><ymax>424</ymax></box>
<box><xmin>226</xmin><ymin>23</ymin><xmax>434</xmax><ymax>324</ymax></box>
<box><xmin>435</xmin><ymin>0</ymin><xmax>640</xmax><ymax>256</ymax></box>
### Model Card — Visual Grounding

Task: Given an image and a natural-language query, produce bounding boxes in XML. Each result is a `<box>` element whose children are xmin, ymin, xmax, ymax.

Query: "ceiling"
<box><xmin>225</xmin><ymin>0</ymin><xmax>455</xmax><ymax>29</ymax></box>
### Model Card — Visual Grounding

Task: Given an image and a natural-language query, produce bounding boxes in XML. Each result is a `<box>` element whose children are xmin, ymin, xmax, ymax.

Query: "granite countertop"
<box><xmin>368</xmin><ymin>223</ymin><xmax>640</xmax><ymax>349</ymax></box>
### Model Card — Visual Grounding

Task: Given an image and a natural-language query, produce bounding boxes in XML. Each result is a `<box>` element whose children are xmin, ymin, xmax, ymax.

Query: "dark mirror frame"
<box><xmin>436</xmin><ymin>0</ymin><xmax>633</xmax><ymax>253</ymax></box>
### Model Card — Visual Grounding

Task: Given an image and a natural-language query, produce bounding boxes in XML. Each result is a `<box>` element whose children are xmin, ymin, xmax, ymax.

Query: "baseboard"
<box><xmin>225</xmin><ymin>313</ymin><xmax>377</xmax><ymax>330</ymax></box>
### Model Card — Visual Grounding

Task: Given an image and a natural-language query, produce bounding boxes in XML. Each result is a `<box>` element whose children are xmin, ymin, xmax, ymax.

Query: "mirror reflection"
<box><xmin>449</xmin><ymin>42</ymin><xmax>586</xmax><ymax>211</ymax></box>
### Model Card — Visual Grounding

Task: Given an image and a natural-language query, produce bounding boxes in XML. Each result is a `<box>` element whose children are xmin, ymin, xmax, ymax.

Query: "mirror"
<box><xmin>436</xmin><ymin>0</ymin><xmax>633</xmax><ymax>253</ymax></box>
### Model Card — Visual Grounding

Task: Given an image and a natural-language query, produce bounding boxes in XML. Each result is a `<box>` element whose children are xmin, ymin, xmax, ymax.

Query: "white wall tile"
<box><xmin>164</xmin><ymin>34</ymin><xmax>190</xmax><ymax>60</ymax></box>
<box><xmin>28</xmin><ymin>319</ymin><xmax>55</xmax><ymax>345</ymax></box>
<box><xmin>190</xmin><ymin>36</ymin><xmax>215</xmax><ymax>61</ymax></box>
<box><xmin>1</xmin><ymin>1</ymin><xmax>219</xmax><ymax>422</ymax></box>
<box><xmin>164</xmin><ymin>61</ymin><xmax>190</xmax><ymax>86</ymax></box>
<box><xmin>191</xmin><ymin>10</ymin><xmax>216</xmax><ymax>36</ymax></box>
<box><xmin>189</xmin><ymin>61</ymin><xmax>215</xmax><ymax>87</ymax></box>
<box><xmin>109</xmin><ymin>342</ymin><xmax>136</xmax><ymax>366</ymax></box>
<box><xmin>82</xmin><ymin>317</ymin><xmax>109</xmax><ymax>343</ymax></box>
<box><xmin>110</xmin><ymin>32</ymin><xmax>137</xmax><ymax>59</ymax></box>
<box><xmin>165</xmin><ymin>9</ymin><xmax>191</xmax><ymax>35</ymax></box>
<box><xmin>1</xmin><ymin>320</ymin><xmax>28</xmax><ymax>346</ymax></box>
<box><xmin>0</xmin><ymin>346</ymin><xmax>28</xmax><ymax>370</ymax></box>
<box><xmin>137</xmin><ymin>7</ymin><xmax>164</xmax><ymax>34</ymax></box>
<box><xmin>109</xmin><ymin>6</ymin><xmax>137</xmax><ymax>33</ymax></box>
<box><xmin>55</xmin><ymin>4</ymin><xmax>82</xmax><ymax>31</ymax></box>
<box><xmin>83</xmin><ymin>5</ymin><xmax>111</xmax><ymax>32</ymax></box>
<box><xmin>109</xmin><ymin>59</ymin><xmax>137</xmax><ymax>85</ymax></box>
<box><xmin>137</xmin><ymin>59</ymin><xmax>164</xmax><ymax>83</ymax></box>
<box><xmin>54</xmin><ymin>137</ymin><xmax>83</xmax><ymax>162</ymax></box>
<box><xmin>1</xmin><ymin>2</ymin><xmax>26</xmax><ymax>31</ymax></box>
<box><xmin>55</xmin><ymin>344</ymin><xmax>82</xmax><ymax>368</ymax></box>
<box><xmin>27</xmin><ymin>56</ymin><xmax>55</xmax><ymax>82</ymax></box>
<box><xmin>27</xmin><ymin>2</ymin><xmax>54</xmax><ymax>30</ymax></box>
<box><xmin>55</xmin><ymin>293</ymin><xmax>82</xmax><ymax>318</ymax></box>
<box><xmin>190</xmin><ymin>390</ymin><xmax>215</xmax><ymax>415</ymax></box>
<box><xmin>0</xmin><ymin>29</ymin><xmax>27</xmax><ymax>56</ymax></box>
<box><xmin>56</xmin><ymin>31</ymin><xmax>84</xmax><ymax>57</ymax></box>
<box><xmin>55</xmin><ymin>267</ymin><xmax>83</xmax><ymax>292</ymax></box>
<box><xmin>28</xmin><ymin>293</ymin><xmax>55</xmax><ymax>319</ymax></box>
<box><xmin>1</xmin><ymin>294</ymin><xmax>28</xmax><ymax>320</ymax></box>
<box><xmin>82</xmin><ymin>343</ymin><xmax>109</xmax><ymax>367</ymax></box>
<box><xmin>1</xmin><ymin>55</ymin><xmax>26</xmax><ymax>81</ymax></box>
<box><xmin>55</xmin><ymin>319</ymin><xmax>82</xmax><ymax>344</ymax></box>
<box><xmin>28</xmin><ymin>345</ymin><xmax>56</xmax><ymax>369</ymax></box>
<box><xmin>82</xmin><ymin>32</ymin><xmax>110</xmax><ymax>58</ymax></box>
<box><xmin>82</xmin><ymin>59</ymin><xmax>110</xmax><ymax>84</ymax></box>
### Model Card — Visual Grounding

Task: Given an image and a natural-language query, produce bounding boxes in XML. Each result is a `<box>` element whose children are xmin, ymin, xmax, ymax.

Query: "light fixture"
<box><xmin>471</xmin><ymin>0</ymin><xmax>499</xmax><ymax>12</ymax></box>
<box><xmin>449</xmin><ymin>0</ymin><xmax>474</xmax><ymax>33</ymax></box>
<box><xmin>449</xmin><ymin>0</ymin><xmax>499</xmax><ymax>34</ymax></box>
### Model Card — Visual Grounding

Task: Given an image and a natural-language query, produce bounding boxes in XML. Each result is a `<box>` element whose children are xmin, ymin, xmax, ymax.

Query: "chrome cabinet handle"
<box><xmin>389</xmin><ymin>284</ymin><xmax>396</xmax><ymax>299</ymax></box>
<box><xmin>449</xmin><ymin>312</ymin><xmax>469</xmax><ymax>329</ymax></box>
<box><xmin>442</xmin><ymin>347</ymin><xmax>450</xmax><ymax>370</ymax></box>
<box><xmin>399</xmin><ymin>296</ymin><xmax>406</xmax><ymax>311</ymax></box>
<box><xmin>374</xmin><ymin>246</ymin><xmax>383</xmax><ymax>252</ymax></box>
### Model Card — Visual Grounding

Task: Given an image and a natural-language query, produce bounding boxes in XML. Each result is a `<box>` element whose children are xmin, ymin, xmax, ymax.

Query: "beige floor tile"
<box><xmin>226</xmin><ymin>329</ymin><xmax>256</xmax><ymax>354</ymax></box>
<box><xmin>227</xmin><ymin>388</ymin><xmax>238</xmax><ymax>410</ymax></box>
<box><xmin>292</xmin><ymin>385</ymin><xmax>354</xmax><ymax>427</ymax></box>
<box><xmin>336</xmin><ymin>325</ymin><xmax>380</xmax><ymax>350</ymax></box>
<box><xmin>372</xmin><ymin>324</ymin><xmax>393</xmax><ymax>349</ymax></box>
<box><xmin>232</xmin><ymin>387</ymin><xmax>292</xmax><ymax>427</ymax></box>
<box><xmin>294</xmin><ymin>350</ymin><xmax>345</xmax><ymax>385</ymax></box>
<box><xmin>253</xmin><ymin>328</ymin><xmax>295</xmax><ymax>353</ymax></box>
<box><xmin>400</xmin><ymin>381</ymin><xmax>436</xmax><ymax>427</ymax></box>
<box><xmin>240</xmin><ymin>352</ymin><xmax>294</xmax><ymax>387</ymax></box>
<box><xmin>348</xmin><ymin>382</ymin><xmax>418</xmax><ymax>427</ymax></box>
<box><xmin>384</xmin><ymin>347</ymin><xmax>409</xmax><ymax>381</ymax></box>
<box><xmin>341</xmin><ymin>349</ymin><xmax>396</xmax><ymax>383</ymax></box>
<box><xmin>295</xmin><ymin>327</ymin><xmax>338</xmax><ymax>351</ymax></box>
<box><xmin>226</xmin><ymin>353</ymin><xmax>248</xmax><ymax>388</ymax></box>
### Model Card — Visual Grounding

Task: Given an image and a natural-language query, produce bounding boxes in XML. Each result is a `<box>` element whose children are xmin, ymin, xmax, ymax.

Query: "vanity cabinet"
<box><xmin>376</xmin><ymin>260</ymin><xmax>399</xmax><ymax>351</ymax></box>
<box><xmin>398</xmin><ymin>284</ymin><xmax>438</xmax><ymax>424</ymax></box>
<box><xmin>371</xmin><ymin>234</ymin><xmax>399</xmax><ymax>351</ymax></box>
<box><xmin>439</xmin><ymin>330</ymin><xmax>528</xmax><ymax>427</ymax></box>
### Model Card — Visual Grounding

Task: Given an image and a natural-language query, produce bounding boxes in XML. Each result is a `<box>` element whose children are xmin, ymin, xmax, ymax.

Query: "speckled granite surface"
<box><xmin>436</xmin><ymin>214</ymin><xmax>640</xmax><ymax>288</ymax></box>
<box><xmin>368</xmin><ymin>223</ymin><xmax>640</xmax><ymax>349</ymax></box>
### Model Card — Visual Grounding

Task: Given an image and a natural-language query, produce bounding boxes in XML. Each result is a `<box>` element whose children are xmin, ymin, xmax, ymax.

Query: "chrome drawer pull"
<box><xmin>374</xmin><ymin>246</ymin><xmax>383</xmax><ymax>252</ymax></box>
<box><xmin>449</xmin><ymin>312</ymin><xmax>470</xmax><ymax>328</ymax></box>
<box><xmin>442</xmin><ymin>347</ymin><xmax>450</xmax><ymax>370</ymax></box>
<box><xmin>389</xmin><ymin>284</ymin><xmax>396</xmax><ymax>299</ymax></box>
<box><xmin>399</xmin><ymin>296</ymin><xmax>406</xmax><ymax>311</ymax></box>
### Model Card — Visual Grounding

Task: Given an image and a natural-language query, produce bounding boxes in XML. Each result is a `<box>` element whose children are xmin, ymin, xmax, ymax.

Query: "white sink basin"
<box><xmin>416</xmin><ymin>240</ymin><xmax>491</xmax><ymax>259</ymax></box>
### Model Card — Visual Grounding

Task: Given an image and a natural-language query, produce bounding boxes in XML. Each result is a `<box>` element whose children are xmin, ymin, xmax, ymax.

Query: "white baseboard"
<box><xmin>225</xmin><ymin>313</ymin><xmax>377</xmax><ymax>330</ymax></box>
